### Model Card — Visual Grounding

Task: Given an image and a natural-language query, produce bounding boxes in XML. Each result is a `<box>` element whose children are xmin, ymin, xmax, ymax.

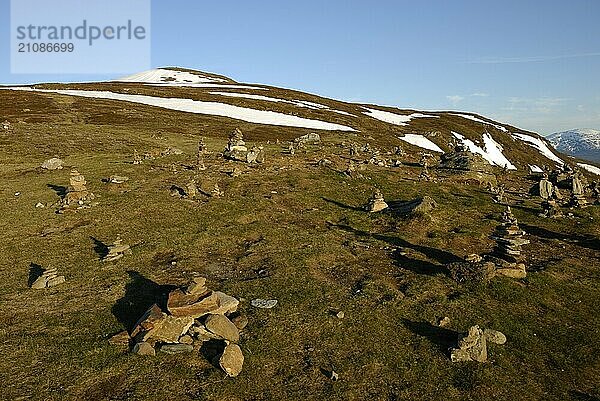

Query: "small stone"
<box><xmin>204</xmin><ymin>314</ymin><xmax>240</xmax><ymax>342</ymax></box>
<box><xmin>179</xmin><ymin>335</ymin><xmax>194</xmax><ymax>345</ymax></box>
<box><xmin>336</xmin><ymin>311</ymin><xmax>345</xmax><ymax>319</ymax></box>
<box><xmin>212</xmin><ymin>291</ymin><xmax>240</xmax><ymax>315</ymax></box>
<box><xmin>160</xmin><ymin>343</ymin><xmax>194</xmax><ymax>354</ymax></box>
<box><xmin>35</xmin><ymin>202</ymin><xmax>45</xmax><ymax>208</ymax></box>
<box><xmin>436</xmin><ymin>316</ymin><xmax>451</xmax><ymax>327</ymax></box>
<box><xmin>219</xmin><ymin>343</ymin><xmax>244</xmax><ymax>377</ymax></box>
<box><xmin>186</xmin><ymin>277</ymin><xmax>208</xmax><ymax>296</ymax></box>
<box><xmin>109</xmin><ymin>175</ymin><xmax>129</xmax><ymax>184</ymax></box>
<box><xmin>329</xmin><ymin>370</ymin><xmax>339</xmax><ymax>381</ymax></box>
<box><xmin>133</xmin><ymin>342</ymin><xmax>155</xmax><ymax>356</ymax></box>
<box><xmin>108</xmin><ymin>330</ymin><xmax>130</xmax><ymax>346</ymax></box>
<box><xmin>230</xmin><ymin>314</ymin><xmax>249</xmax><ymax>330</ymax></box>
<box><xmin>251</xmin><ymin>299</ymin><xmax>278</xmax><ymax>309</ymax></box>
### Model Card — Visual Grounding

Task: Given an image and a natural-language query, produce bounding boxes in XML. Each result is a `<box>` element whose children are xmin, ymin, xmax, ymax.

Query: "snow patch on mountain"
<box><xmin>364</xmin><ymin>108</ymin><xmax>438</xmax><ymax>126</ymax></box>
<box><xmin>577</xmin><ymin>163</ymin><xmax>600</xmax><ymax>175</ymax></box>
<box><xmin>512</xmin><ymin>133</ymin><xmax>564</xmax><ymax>165</ymax></box>
<box><xmin>452</xmin><ymin>131</ymin><xmax>516</xmax><ymax>169</ymax></box>
<box><xmin>398</xmin><ymin>134</ymin><xmax>444</xmax><ymax>153</ymax></box>
<box><xmin>450</xmin><ymin>113</ymin><xmax>508</xmax><ymax>132</ymax></box>
<box><xmin>3</xmin><ymin>87</ymin><xmax>355</xmax><ymax>131</ymax></box>
<box><xmin>117</xmin><ymin>68</ymin><xmax>226</xmax><ymax>84</ymax></box>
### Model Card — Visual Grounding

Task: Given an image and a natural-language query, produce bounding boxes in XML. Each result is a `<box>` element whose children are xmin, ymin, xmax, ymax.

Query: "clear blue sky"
<box><xmin>2</xmin><ymin>0</ymin><xmax>599</xmax><ymax>135</ymax></box>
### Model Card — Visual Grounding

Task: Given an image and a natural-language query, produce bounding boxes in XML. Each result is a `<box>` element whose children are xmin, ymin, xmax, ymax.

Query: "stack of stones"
<box><xmin>186</xmin><ymin>179</ymin><xmax>199</xmax><ymax>199</ymax></box>
<box><xmin>538</xmin><ymin>173</ymin><xmax>562</xmax><ymax>218</ymax></box>
<box><xmin>246</xmin><ymin>145</ymin><xmax>265</xmax><ymax>164</ymax></box>
<box><xmin>571</xmin><ymin>173</ymin><xmax>588</xmax><ymax>208</ymax></box>
<box><xmin>102</xmin><ymin>236</ymin><xmax>132</xmax><ymax>262</ymax></box>
<box><xmin>490</xmin><ymin>207</ymin><xmax>530</xmax><ymax>278</ymax></box>
<box><xmin>196</xmin><ymin>139</ymin><xmax>207</xmax><ymax>171</ymax></box>
<box><xmin>223</xmin><ymin>128</ymin><xmax>248</xmax><ymax>161</ymax></box>
<box><xmin>133</xmin><ymin>150</ymin><xmax>143</xmax><ymax>165</ymax></box>
<box><xmin>450</xmin><ymin>325</ymin><xmax>507</xmax><ymax>363</ymax></box>
<box><xmin>211</xmin><ymin>184</ymin><xmax>224</xmax><ymax>198</ymax></box>
<box><xmin>61</xmin><ymin>169</ymin><xmax>95</xmax><ymax>210</ymax></box>
<box><xmin>30</xmin><ymin>267</ymin><xmax>65</xmax><ymax>289</ymax></box>
<box><xmin>364</xmin><ymin>189</ymin><xmax>388</xmax><ymax>213</ymax></box>
<box><xmin>287</xmin><ymin>143</ymin><xmax>296</xmax><ymax>155</ymax></box>
<box><xmin>113</xmin><ymin>277</ymin><xmax>246</xmax><ymax>377</ymax></box>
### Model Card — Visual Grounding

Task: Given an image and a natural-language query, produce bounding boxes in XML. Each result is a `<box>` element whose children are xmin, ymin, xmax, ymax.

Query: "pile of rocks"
<box><xmin>571</xmin><ymin>173</ymin><xmax>588</xmax><ymax>208</ymax></box>
<box><xmin>538</xmin><ymin>173</ymin><xmax>562</xmax><ymax>218</ymax></box>
<box><xmin>30</xmin><ymin>267</ymin><xmax>65</xmax><ymax>289</ymax></box>
<box><xmin>113</xmin><ymin>278</ymin><xmax>246</xmax><ymax>377</ymax></box>
<box><xmin>41</xmin><ymin>158</ymin><xmax>64</xmax><ymax>170</ymax></box>
<box><xmin>196</xmin><ymin>138</ymin><xmax>207</xmax><ymax>171</ymax></box>
<box><xmin>246</xmin><ymin>145</ymin><xmax>265</xmax><ymax>164</ymax></box>
<box><xmin>224</xmin><ymin>128</ymin><xmax>248</xmax><ymax>161</ymax></box>
<box><xmin>60</xmin><ymin>169</ymin><xmax>95</xmax><ymax>211</ymax></box>
<box><xmin>490</xmin><ymin>207</ymin><xmax>530</xmax><ymax>278</ymax></box>
<box><xmin>294</xmin><ymin>133</ymin><xmax>321</xmax><ymax>145</ymax></box>
<box><xmin>133</xmin><ymin>150</ymin><xmax>143</xmax><ymax>165</ymax></box>
<box><xmin>102</xmin><ymin>236</ymin><xmax>131</xmax><ymax>262</ymax></box>
<box><xmin>450</xmin><ymin>325</ymin><xmax>506</xmax><ymax>363</ymax></box>
<box><xmin>364</xmin><ymin>189</ymin><xmax>388</xmax><ymax>213</ymax></box>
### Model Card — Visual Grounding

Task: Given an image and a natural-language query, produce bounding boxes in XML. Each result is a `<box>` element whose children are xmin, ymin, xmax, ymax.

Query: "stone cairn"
<box><xmin>364</xmin><ymin>189</ymin><xmax>388</xmax><ymax>213</ymax></box>
<box><xmin>592</xmin><ymin>181</ymin><xmax>600</xmax><ymax>204</ymax></box>
<box><xmin>196</xmin><ymin>138</ymin><xmax>207</xmax><ymax>171</ymax></box>
<box><xmin>211</xmin><ymin>183</ymin><xmax>224</xmax><ymax>198</ymax></box>
<box><xmin>2</xmin><ymin>120</ymin><xmax>11</xmax><ymax>131</ymax></box>
<box><xmin>102</xmin><ymin>236</ymin><xmax>132</xmax><ymax>262</ymax></box>
<box><xmin>490</xmin><ymin>206</ymin><xmax>530</xmax><ymax>278</ymax></box>
<box><xmin>349</xmin><ymin>142</ymin><xmax>360</xmax><ymax>157</ymax></box>
<box><xmin>450</xmin><ymin>325</ymin><xmax>506</xmax><ymax>363</ymax></box>
<box><xmin>570</xmin><ymin>173</ymin><xmax>588</xmax><ymax>208</ymax></box>
<box><xmin>223</xmin><ymin>128</ymin><xmax>248</xmax><ymax>161</ymax></box>
<box><xmin>110</xmin><ymin>277</ymin><xmax>246</xmax><ymax>377</ymax></box>
<box><xmin>61</xmin><ymin>169</ymin><xmax>95</xmax><ymax>211</ymax></box>
<box><xmin>288</xmin><ymin>143</ymin><xmax>296</xmax><ymax>156</ymax></box>
<box><xmin>30</xmin><ymin>267</ymin><xmax>65</xmax><ymax>289</ymax></box>
<box><xmin>419</xmin><ymin>154</ymin><xmax>433</xmax><ymax>181</ymax></box>
<box><xmin>344</xmin><ymin>160</ymin><xmax>362</xmax><ymax>178</ymax></box>
<box><xmin>493</xmin><ymin>184</ymin><xmax>505</xmax><ymax>204</ymax></box>
<box><xmin>133</xmin><ymin>149</ymin><xmax>143</xmax><ymax>165</ymax></box>
<box><xmin>538</xmin><ymin>173</ymin><xmax>562</xmax><ymax>218</ymax></box>
<box><xmin>246</xmin><ymin>145</ymin><xmax>265</xmax><ymax>164</ymax></box>
<box><xmin>186</xmin><ymin>178</ymin><xmax>199</xmax><ymax>199</ymax></box>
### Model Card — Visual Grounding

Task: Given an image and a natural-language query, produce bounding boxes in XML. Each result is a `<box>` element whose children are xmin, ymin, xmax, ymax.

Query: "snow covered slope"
<box><xmin>547</xmin><ymin>129</ymin><xmax>600</xmax><ymax>162</ymax></box>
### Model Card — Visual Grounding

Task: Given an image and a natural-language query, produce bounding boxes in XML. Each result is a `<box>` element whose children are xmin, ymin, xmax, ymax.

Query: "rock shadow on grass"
<box><xmin>401</xmin><ymin>318</ymin><xmax>459</xmax><ymax>356</ymax></box>
<box><xmin>111</xmin><ymin>271</ymin><xmax>177</xmax><ymax>333</ymax></box>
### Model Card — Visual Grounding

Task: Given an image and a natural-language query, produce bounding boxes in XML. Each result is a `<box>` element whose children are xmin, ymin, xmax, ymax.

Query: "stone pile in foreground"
<box><xmin>111</xmin><ymin>277</ymin><xmax>246</xmax><ymax>377</ymax></box>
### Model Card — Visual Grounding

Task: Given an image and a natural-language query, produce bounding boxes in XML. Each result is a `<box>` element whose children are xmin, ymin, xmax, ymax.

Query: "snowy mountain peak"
<box><xmin>547</xmin><ymin>128</ymin><xmax>600</xmax><ymax>162</ymax></box>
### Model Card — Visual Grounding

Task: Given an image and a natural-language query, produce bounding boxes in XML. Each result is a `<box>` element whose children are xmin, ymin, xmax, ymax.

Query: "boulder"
<box><xmin>204</xmin><ymin>314</ymin><xmax>240</xmax><ymax>342</ymax></box>
<box><xmin>141</xmin><ymin>315</ymin><xmax>195</xmax><ymax>344</ymax></box>
<box><xmin>41</xmin><ymin>158</ymin><xmax>64</xmax><ymax>170</ymax></box>
<box><xmin>219</xmin><ymin>343</ymin><xmax>244</xmax><ymax>377</ymax></box>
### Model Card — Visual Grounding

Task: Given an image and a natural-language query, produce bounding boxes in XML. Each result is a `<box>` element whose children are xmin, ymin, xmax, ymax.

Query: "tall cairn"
<box><xmin>196</xmin><ymin>138</ymin><xmax>207</xmax><ymax>171</ymax></box>
<box><xmin>490</xmin><ymin>206</ymin><xmax>530</xmax><ymax>278</ymax></box>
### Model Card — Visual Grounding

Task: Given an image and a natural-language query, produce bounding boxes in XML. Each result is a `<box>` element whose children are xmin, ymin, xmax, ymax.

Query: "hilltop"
<box><xmin>0</xmin><ymin>67</ymin><xmax>599</xmax><ymax>401</ymax></box>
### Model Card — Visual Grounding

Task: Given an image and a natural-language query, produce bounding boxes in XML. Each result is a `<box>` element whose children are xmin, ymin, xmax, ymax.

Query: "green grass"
<box><xmin>0</xmin><ymin>89</ymin><xmax>599</xmax><ymax>401</ymax></box>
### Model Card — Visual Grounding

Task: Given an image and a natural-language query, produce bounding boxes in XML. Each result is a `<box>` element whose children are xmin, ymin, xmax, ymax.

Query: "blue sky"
<box><xmin>1</xmin><ymin>0</ymin><xmax>599</xmax><ymax>135</ymax></box>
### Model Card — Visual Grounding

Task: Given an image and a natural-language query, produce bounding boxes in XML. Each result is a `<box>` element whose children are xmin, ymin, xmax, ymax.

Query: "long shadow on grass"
<box><xmin>112</xmin><ymin>271</ymin><xmax>177</xmax><ymax>333</ymax></box>
<box><xmin>521</xmin><ymin>223</ymin><xmax>600</xmax><ymax>252</ymax></box>
<box><xmin>91</xmin><ymin>237</ymin><xmax>109</xmax><ymax>260</ymax></box>
<box><xmin>47</xmin><ymin>184</ymin><xmax>67</xmax><ymax>199</ymax></box>
<box><xmin>322</xmin><ymin>197</ymin><xmax>364</xmax><ymax>212</ymax></box>
<box><xmin>329</xmin><ymin>222</ymin><xmax>460</xmax><ymax>276</ymax></box>
<box><xmin>402</xmin><ymin>319</ymin><xmax>459</xmax><ymax>355</ymax></box>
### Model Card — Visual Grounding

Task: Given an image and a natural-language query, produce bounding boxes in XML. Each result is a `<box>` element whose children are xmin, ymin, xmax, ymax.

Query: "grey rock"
<box><xmin>160</xmin><ymin>343</ymin><xmax>194</xmax><ymax>354</ymax></box>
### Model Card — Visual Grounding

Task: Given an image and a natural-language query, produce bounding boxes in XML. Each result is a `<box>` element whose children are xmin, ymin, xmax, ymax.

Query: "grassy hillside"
<box><xmin>0</xmin><ymin>74</ymin><xmax>599</xmax><ymax>401</ymax></box>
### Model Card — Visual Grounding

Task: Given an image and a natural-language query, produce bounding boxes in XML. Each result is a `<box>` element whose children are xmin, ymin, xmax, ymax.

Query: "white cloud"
<box><xmin>446</xmin><ymin>95</ymin><xmax>464</xmax><ymax>105</ymax></box>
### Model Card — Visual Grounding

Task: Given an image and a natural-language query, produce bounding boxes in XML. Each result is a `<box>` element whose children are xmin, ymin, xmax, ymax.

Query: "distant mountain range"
<box><xmin>548</xmin><ymin>129</ymin><xmax>600</xmax><ymax>162</ymax></box>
